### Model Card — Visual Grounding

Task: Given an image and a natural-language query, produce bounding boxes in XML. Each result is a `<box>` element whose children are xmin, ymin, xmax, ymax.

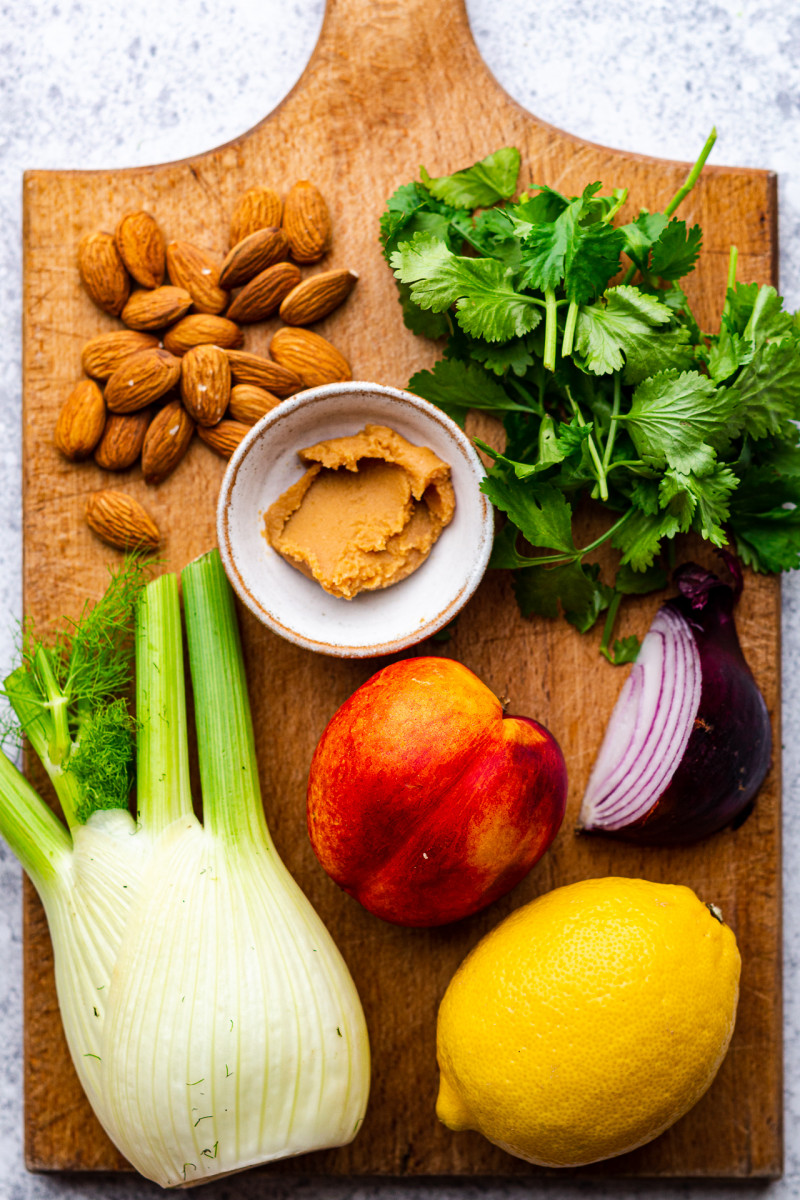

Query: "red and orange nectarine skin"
<box><xmin>306</xmin><ymin>657</ymin><xmax>567</xmax><ymax>927</ymax></box>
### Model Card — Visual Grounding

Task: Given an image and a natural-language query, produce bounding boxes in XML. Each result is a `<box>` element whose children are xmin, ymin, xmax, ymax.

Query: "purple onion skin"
<box><xmin>612</xmin><ymin>564</ymin><xmax>772</xmax><ymax>845</ymax></box>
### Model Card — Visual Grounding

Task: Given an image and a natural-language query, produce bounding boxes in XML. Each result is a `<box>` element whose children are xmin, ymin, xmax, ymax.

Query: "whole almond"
<box><xmin>166</xmin><ymin>240</ymin><xmax>228</xmax><ymax>314</ymax></box>
<box><xmin>115</xmin><ymin>211</ymin><xmax>165</xmax><ymax>288</ymax></box>
<box><xmin>141</xmin><ymin>400</ymin><xmax>195</xmax><ymax>484</ymax></box>
<box><xmin>279</xmin><ymin>269</ymin><xmax>358</xmax><ymax>326</ymax></box>
<box><xmin>226</xmin><ymin>350</ymin><xmax>302</xmax><ymax>396</ymax></box>
<box><xmin>81</xmin><ymin>330</ymin><xmax>159</xmax><ymax>380</ymax></box>
<box><xmin>282</xmin><ymin>180</ymin><xmax>331</xmax><ymax>264</ymax></box>
<box><xmin>85</xmin><ymin>490</ymin><xmax>160</xmax><ymax>551</ymax></box>
<box><xmin>78</xmin><ymin>232</ymin><xmax>130</xmax><ymax>316</ymax></box>
<box><xmin>228</xmin><ymin>384</ymin><xmax>281</xmax><ymax>425</ymax></box>
<box><xmin>54</xmin><ymin>379</ymin><xmax>106</xmax><ymax>461</ymax></box>
<box><xmin>269</xmin><ymin>328</ymin><xmax>351</xmax><ymax>387</ymax></box>
<box><xmin>219</xmin><ymin>228</ymin><xmax>290</xmax><ymax>290</ymax></box>
<box><xmin>180</xmin><ymin>344</ymin><xmax>231</xmax><ymax>426</ymax></box>
<box><xmin>226</xmin><ymin>261</ymin><xmax>302</xmax><ymax>324</ymax></box>
<box><xmin>94</xmin><ymin>410</ymin><xmax>151</xmax><ymax>471</ymax></box>
<box><xmin>230</xmin><ymin>187</ymin><xmax>283</xmax><ymax>246</ymax></box>
<box><xmin>163</xmin><ymin>314</ymin><xmax>244</xmax><ymax>356</ymax></box>
<box><xmin>197</xmin><ymin>420</ymin><xmax>250</xmax><ymax>459</ymax></box>
<box><xmin>122</xmin><ymin>286</ymin><xmax>193</xmax><ymax>331</ymax></box>
<box><xmin>105</xmin><ymin>348</ymin><xmax>182</xmax><ymax>413</ymax></box>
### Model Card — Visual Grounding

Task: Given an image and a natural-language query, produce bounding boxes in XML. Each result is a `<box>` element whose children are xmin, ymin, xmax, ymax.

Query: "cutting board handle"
<box><xmin>297</xmin><ymin>0</ymin><xmax>498</xmax><ymax>120</ymax></box>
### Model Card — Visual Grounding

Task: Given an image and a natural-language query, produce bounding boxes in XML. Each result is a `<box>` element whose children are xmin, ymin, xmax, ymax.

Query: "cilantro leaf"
<box><xmin>706</xmin><ymin>331</ymin><xmax>753</xmax><ymax>384</ymax></box>
<box><xmin>513</xmin><ymin>560</ymin><xmax>610</xmax><ymax>631</ymax></box>
<box><xmin>575</xmin><ymin>285</ymin><xmax>693</xmax><ymax>381</ymax></box>
<box><xmin>658</xmin><ymin>465</ymin><xmax>737</xmax><ymax>545</ymax></box>
<box><xmin>605</xmin><ymin>636</ymin><xmax>642</xmax><ymax>665</ymax></box>
<box><xmin>611</xmin><ymin>508</ymin><xmax>680</xmax><ymax>571</ymax></box>
<box><xmin>615</xmin><ymin>561</ymin><xmax>669</xmax><ymax>595</ymax></box>
<box><xmin>469</xmin><ymin>335</ymin><xmax>537</xmax><ymax>376</ymax></box>
<box><xmin>456</xmin><ymin>208</ymin><xmax>521</xmax><ymax>268</ymax></box>
<box><xmin>620</xmin><ymin>369</ymin><xmax>734</xmax><ymax>475</ymax></box>
<box><xmin>563</xmin><ymin>222</ymin><xmax>626</xmax><ymax>303</ymax></box>
<box><xmin>395</xmin><ymin>280</ymin><xmax>450</xmax><ymax>339</ymax></box>
<box><xmin>407</xmin><ymin>358</ymin><xmax>532</xmax><ymax>428</ymax></box>
<box><xmin>619</xmin><ymin>214</ymin><xmax>700</xmax><ymax>280</ymax></box>
<box><xmin>517</xmin><ymin>192</ymin><xmax>625</xmax><ymax>302</ymax></box>
<box><xmin>648</xmin><ymin>219</ymin><xmax>702</xmax><ymax>280</ymax></box>
<box><xmin>509</xmin><ymin>186</ymin><xmax>570</xmax><ymax>230</ymax></box>
<box><xmin>379</xmin><ymin>181</ymin><xmax>430</xmax><ymax>252</ymax></box>
<box><xmin>475</xmin><ymin>414</ymin><xmax>584</xmax><ymax>480</ymax></box>
<box><xmin>620</xmin><ymin>211</ymin><xmax>668</xmax><ymax>272</ymax></box>
<box><xmin>379</xmin><ymin>182</ymin><xmax>461</xmax><ymax>260</ymax></box>
<box><xmin>729</xmin><ymin>508</ymin><xmax>800</xmax><ymax>573</ymax></box>
<box><xmin>727</xmin><ymin>460</ymin><xmax>800</xmax><ymax>571</ymax></box>
<box><xmin>481</xmin><ymin>477</ymin><xmax>575</xmax><ymax>553</ymax></box>
<box><xmin>517</xmin><ymin>220</ymin><xmax>569</xmax><ymax>293</ymax></box>
<box><xmin>391</xmin><ymin>232</ymin><xmax>541</xmax><ymax>342</ymax></box>
<box><xmin>726</xmin><ymin>334</ymin><xmax>800</xmax><ymax>440</ymax></box>
<box><xmin>420</xmin><ymin>147</ymin><xmax>521</xmax><ymax>209</ymax></box>
<box><xmin>628</xmin><ymin>478</ymin><xmax>661</xmax><ymax>516</ymax></box>
<box><xmin>736</xmin><ymin>283</ymin><xmax>794</xmax><ymax>345</ymax></box>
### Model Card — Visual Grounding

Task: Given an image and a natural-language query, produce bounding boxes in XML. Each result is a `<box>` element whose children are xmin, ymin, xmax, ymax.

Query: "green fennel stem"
<box><xmin>4</xmin><ymin>665</ymin><xmax>83</xmax><ymax>829</ymax></box>
<box><xmin>0</xmin><ymin>748</ymin><xmax>71</xmax><ymax>888</ymax></box>
<box><xmin>33</xmin><ymin>646</ymin><xmax>71</xmax><ymax>767</ymax></box>
<box><xmin>182</xmin><ymin>552</ymin><xmax>272</xmax><ymax>850</ymax></box>
<box><xmin>135</xmin><ymin>574</ymin><xmax>193</xmax><ymax>834</ymax></box>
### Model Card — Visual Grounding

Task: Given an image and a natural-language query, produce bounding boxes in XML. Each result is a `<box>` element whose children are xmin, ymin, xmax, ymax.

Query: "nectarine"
<box><xmin>307</xmin><ymin>657</ymin><xmax>567</xmax><ymax>926</ymax></box>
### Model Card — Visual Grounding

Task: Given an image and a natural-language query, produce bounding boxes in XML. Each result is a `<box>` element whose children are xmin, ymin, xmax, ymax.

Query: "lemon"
<box><xmin>436</xmin><ymin>877</ymin><xmax>740</xmax><ymax>1167</ymax></box>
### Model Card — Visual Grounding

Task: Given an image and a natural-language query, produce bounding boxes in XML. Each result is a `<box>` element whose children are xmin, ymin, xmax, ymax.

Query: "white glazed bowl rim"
<box><xmin>216</xmin><ymin>381</ymin><xmax>494</xmax><ymax>657</ymax></box>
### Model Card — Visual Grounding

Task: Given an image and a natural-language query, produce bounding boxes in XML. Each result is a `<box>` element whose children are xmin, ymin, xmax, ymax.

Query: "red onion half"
<box><xmin>579</xmin><ymin>563</ymin><xmax>772</xmax><ymax>844</ymax></box>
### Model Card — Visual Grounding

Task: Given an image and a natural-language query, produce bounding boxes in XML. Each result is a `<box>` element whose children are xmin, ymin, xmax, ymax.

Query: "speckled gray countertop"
<box><xmin>1</xmin><ymin>1</ymin><xmax>799</xmax><ymax>1197</ymax></box>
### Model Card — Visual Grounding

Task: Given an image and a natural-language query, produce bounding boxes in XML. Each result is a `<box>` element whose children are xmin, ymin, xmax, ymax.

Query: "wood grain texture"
<box><xmin>21</xmin><ymin>0</ymin><xmax>782</xmax><ymax>1179</ymax></box>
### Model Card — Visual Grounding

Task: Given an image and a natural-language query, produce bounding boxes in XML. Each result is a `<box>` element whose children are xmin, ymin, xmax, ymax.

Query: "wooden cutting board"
<box><xmin>20</xmin><ymin>0</ymin><xmax>781</xmax><ymax>1180</ymax></box>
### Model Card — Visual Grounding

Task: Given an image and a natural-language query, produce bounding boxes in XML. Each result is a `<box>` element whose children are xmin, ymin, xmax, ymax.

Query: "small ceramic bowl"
<box><xmin>217</xmin><ymin>381</ymin><xmax>494</xmax><ymax>658</ymax></box>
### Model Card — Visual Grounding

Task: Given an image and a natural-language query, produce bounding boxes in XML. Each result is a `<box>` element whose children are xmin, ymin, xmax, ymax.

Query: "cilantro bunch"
<box><xmin>380</xmin><ymin>137</ymin><xmax>800</xmax><ymax>661</ymax></box>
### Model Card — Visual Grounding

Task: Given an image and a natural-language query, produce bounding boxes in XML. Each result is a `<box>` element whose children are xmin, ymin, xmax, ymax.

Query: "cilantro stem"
<box><xmin>601</xmin><ymin>373</ymin><xmax>622</xmax><ymax>473</ymax></box>
<box><xmin>664</xmin><ymin>127</ymin><xmax>717</xmax><ymax>218</ymax></box>
<box><xmin>598</xmin><ymin>591</ymin><xmax>624</xmax><ymax>663</ymax></box>
<box><xmin>621</xmin><ymin>128</ymin><xmax>717</xmax><ymax>286</ymax></box>
<box><xmin>578</xmin><ymin>509</ymin><xmax>633</xmax><ymax>555</ymax></box>
<box><xmin>506</xmin><ymin>377</ymin><xmax>542</xmax><ymax>414</ymax></box>
<box><xmin>499</xmin><ymin>509</ymin><xmax>633</xmax><ymax>571</ymax></box>
<box><xmin>726</xmin><ymin>244</ymin><xmax>739</xmax><ymax>293</ymax></box>
<box><xmin>606</xmin><ymin>459</ymin><xmax>647</xmax><ymax>473</ymax></box>
<box><xmin>561</xmin><ymin>300</ymin><xmax>579</xmax><ymax>359</ymax></box>
<box><xmin>566</xmin><ymin>386</ymin><xmax>608</xmax><ymax>502</ymax></box>
<box><xmin>543</xmin><ymin>289</ymin><xmax>558</xmax><ymax>371</ymax></box>
<box><xmin>604</xmin><ymin>188</ymin><xmax>629</xmax><ymax>222</ymax></box>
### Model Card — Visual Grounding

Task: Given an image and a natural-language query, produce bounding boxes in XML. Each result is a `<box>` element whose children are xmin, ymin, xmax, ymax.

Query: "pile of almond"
<box><xmin>63</xmin><ymin>182</ymin><xmax>357</xmax><ymax>552</ymax></box>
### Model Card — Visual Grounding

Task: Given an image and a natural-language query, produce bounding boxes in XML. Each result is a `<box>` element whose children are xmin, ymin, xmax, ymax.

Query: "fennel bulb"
<box><xmin>0</xmin><ymin>551</ymin><xmax>370</xmax><ymax>1187</ymax></box>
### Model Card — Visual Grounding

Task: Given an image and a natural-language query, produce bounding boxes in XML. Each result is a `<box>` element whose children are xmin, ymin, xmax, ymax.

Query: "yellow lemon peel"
<box><xmin>436</xmin><ymin>877</ymin><xmax>741</xmax><ymax>1168</ymax></box>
